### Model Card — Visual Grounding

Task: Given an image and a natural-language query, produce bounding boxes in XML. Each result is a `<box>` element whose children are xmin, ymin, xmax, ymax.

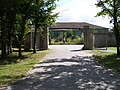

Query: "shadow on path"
<box><xmin>8</xmin><ymin>56</ymin><xmax>120</xmax><ymax>90</ymax></box>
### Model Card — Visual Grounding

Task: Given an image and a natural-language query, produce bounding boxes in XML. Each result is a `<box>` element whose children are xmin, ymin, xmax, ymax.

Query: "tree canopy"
<box><xmin>0</xmin><ymin>0</ymin><xmax>58</xmax><ymax>60</ymax></box>
<box><xmin>96</xmin><ymin>0</ymin><xmax>120</xmax><ymax>56</ymax></box>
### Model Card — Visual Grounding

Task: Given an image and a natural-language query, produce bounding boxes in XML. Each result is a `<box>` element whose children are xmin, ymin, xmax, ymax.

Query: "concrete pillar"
<box><xmin>39</xmin><ymin>27</ymin><xmax>48</xmax><ymax>50</ymax></box>
<box><xmin>83</xmin><ymin>26</ymin><xmax>93</xmax><ymax>50</ymax></box>
<box><xmin>44</xmin><ymin>27</ymin><xmax>48</xmax><ymax>50</ymax></box>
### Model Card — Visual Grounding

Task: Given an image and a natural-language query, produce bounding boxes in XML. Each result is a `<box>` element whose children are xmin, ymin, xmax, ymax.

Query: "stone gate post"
<box><xmin>38</xmin><ymin>27</ymin><xmax>48</xmax><ymax>50</ymax></box>
<box><xmin>83</xmin><ymin>26</ymin><xmax>93</xmax><ymax>50</ymax></box>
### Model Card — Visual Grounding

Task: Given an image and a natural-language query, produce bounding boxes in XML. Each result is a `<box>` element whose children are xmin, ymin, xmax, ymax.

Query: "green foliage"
<box><xmin>0</xmin><ymin>0</ymin><xmax>58</xmax><ymax>59</ymax></box>
<box><xmin>74</xmin><ymin>35</ymin><xmax>81</xmax><ymax>44</ymax></box>
<box><xmin>95</xmin><ymin>0</ymin><xmax>120</xmax><ymax>25</ymax></box>
<box><xmin>58</xmin><ymin>32</ymin><xmax>64</xmax><ymax>41</ymax></box>
<box><xmin>67</xmin><ymin>30</ymin><xmax>74</xmax><ymax>38</ymax></box>
<box><xmin>31</xmin><ymin>0</ymin><xmax>58</xmax><ymax>53</ymax></box>
<box><xmin>31</xmin><ymin>0</ymin><xmax>58</xmax><ymax>28</ymax></box>
<box><xmin>95</xmin><ymin>0</ymin><xmax>120</xmax><ymax>56</ymax></box>
<box><xmin>51</xmin><ymin>38</ymin><xmax>55</xmax><ymax>44</ymax></box>
<box><xmin>50</xmin><ymin>30</ymin><xmax>84</xmax><ymax>45</ymax></box>
<box><xmin>67</xmin><ymin>38</ymin><xmax>73</xmax><ymax>44</ymax></box>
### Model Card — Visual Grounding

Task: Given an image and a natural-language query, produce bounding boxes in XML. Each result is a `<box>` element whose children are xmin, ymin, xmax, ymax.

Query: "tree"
<box><xmin>15</xmin><ymin>0</ymin><xmax>33</xmax><ymax>57</ymax></box>
<box><xmin>0</xmin><ymin>0</ymin><xmax>16</xmax><ymax>59</ymax></box>
<box><xmin>0</xmin><ymin>0</ymin><xmax>58</xmax><ymax>60</ymax></box>
<box><xmin>96</xmin><ymin>0</ymin><xmax>120</xmax><ymax>56</ymax></box>
<box><xmin>5</xmin><ymin>0</ymin><xmax>17</xmax><ymax>55</ymax></box>
<box><xmin>0</xmin><ymin>0</ymin><xmax>33</xmax><ymax>59</ymax></box>
<box><xmin>32</xmin><ymin>0</ymin><xmax>58</xmax><ymax>53</ymax></box>
<box><xmin>0</xmin><ymin>1</ymin><xmax>7</xmax><ymax>59</ymax></box>
<box><xmin>38</xmin><ymin>0</ymin><xmax>58</xmax><ymax>50</ymax></box>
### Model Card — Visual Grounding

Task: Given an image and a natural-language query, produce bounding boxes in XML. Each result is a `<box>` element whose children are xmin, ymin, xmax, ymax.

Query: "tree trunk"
<box><xmin>7</xmin><ymin>26</ymin><xmax>13</xmax><ymax>55</ymax></box>
<box><xmin>1</xmin><ymin>34</ymin><xmax>7</xmax><ymax>59</ymax></box>
<box><xmin>18</xmin><ymin>16</ymin><xmax>26</xmax><ymax>57</ymax></box>
<box><xmin>33</xmin><ymin>25</ymin><xmax>37</xmax><ymax>53</ymax></box>
<box><xmin>9</xmin><ymin>36</ymin><xmax>13</xmax><ymax>53</ymax></box>
<box><xmin>1</xmin><ymin>38</ymin><xmax>7</xmax><ymax>60</ymax></box>
<box><xmin>7</xmin><ymin>38</ymin><xmax>12</xmax><ymax>55</ymax></box>
<box><xmin>33</xmin><ymin>0</ymin><xmax>39</xmax><ymax>53</ymax></box>
<box><xmin>7</xmin><ymin>12</ymin><xmax>15</xmax><ymax>54</ymax></box>
<box><xmin>1</xmin><ymin>16</ymin><xmax>7</xmax><ymax>60</ymax></box>
<box><xmin>114</xmin><ymin>22</ymin><xmax>120</xmax><ymax>56</ymax></box>
<box><xmin>113</xmin><ymin>0</ymin><xmax>120</xmax><ymax>56</ymax></box>
<box><xmin>18</xmin><ymin>42</ymin><xmax>22</xmax><ymax>57</ymax></box>
<box><xmin>1</xmin><ymin>43</ymin><xmax>7</xmax><ymax>59</ymax></box>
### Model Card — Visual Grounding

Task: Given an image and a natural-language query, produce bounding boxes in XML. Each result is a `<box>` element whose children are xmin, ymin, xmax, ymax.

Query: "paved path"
<box><xmin>6</xmin><ymin>45</ymin><xmax>120</xmax><ymax>90</ymax></box>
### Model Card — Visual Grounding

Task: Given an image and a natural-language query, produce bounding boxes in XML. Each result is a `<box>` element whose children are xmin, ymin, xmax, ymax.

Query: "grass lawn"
<box><xmin>0</xmin><ymin>50</ymin><xmax>49</xmax><ymax>85</ymax></box>
<box><xmin>93</xmin><ymin>50</ymin><xmax>120</xmax><ymax>72</ymax></box>
<box><xmin>107</xmin><ymin>47</ymin><xmax>117</xmax><ymax>50</ymax></box>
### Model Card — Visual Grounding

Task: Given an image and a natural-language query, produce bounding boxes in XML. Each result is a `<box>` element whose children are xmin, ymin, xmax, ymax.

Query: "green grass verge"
<box><xmin>107</xmin><ymin>47</ymin><xmax>117</xmax><ymax>50</ymax></box>
<box><xmin>93</xmin><ymin>50</ymin><xmax>120</xmax><ymax>72</ymax></box>
<box><xmin>0</xmin><ymin>50</ymin><xmax>49</xmax><ymax>85</ymax></box>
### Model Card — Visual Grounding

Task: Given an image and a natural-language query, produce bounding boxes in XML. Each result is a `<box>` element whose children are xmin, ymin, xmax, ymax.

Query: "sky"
<box><xmin>54</xmin><ymin>0</ymin><xmax>112</xmax><ymax>28</ymax></box>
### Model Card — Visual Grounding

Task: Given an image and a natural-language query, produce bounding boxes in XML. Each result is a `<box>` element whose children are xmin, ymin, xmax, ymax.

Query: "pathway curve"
<box><xmin>6</xmin><ymin>45</ymin><xmax>120</xmax><ymax>90</ymax></box>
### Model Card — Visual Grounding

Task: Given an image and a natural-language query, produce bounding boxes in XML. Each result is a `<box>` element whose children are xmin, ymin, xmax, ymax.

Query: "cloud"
<box><xmin>54</xmin><ymin>0</ymin><xmax>112</xmax><ymax>28</ymax></box>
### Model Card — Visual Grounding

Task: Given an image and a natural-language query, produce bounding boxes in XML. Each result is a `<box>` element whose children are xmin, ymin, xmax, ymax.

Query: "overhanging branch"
<box><xmin>99</xmin><ymin>0</ymin><xmax>114</xmax><ymax>17</ymax></box>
